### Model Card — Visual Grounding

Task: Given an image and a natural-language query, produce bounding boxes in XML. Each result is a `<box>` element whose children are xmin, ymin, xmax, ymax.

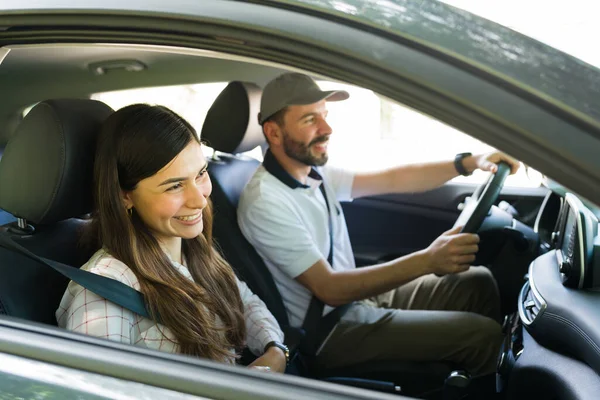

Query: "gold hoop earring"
<box><xmin>127</xmin><ymin>208</ymin><xmax>133</xmax><ymax>217</ymax></box>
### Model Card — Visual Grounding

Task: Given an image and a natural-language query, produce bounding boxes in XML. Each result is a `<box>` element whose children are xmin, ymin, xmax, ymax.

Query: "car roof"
<box><xmin>272</xmin><ymin>0</ymin><xmax>600</xmax><ymax>131</ymax></box>
<box><xmin>0</xmin><ymin>44</ymin><xmax>288</xmax><ymax>144</ymax></box>
<box><xmin>3</xmin><ymin>0</ymin><xmax>599</xmax><ymax>129</ymax></box>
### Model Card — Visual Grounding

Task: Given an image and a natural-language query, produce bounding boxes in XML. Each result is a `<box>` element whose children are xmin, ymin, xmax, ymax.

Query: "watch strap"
<box><xmin>454</xmin><ymin>152</ymin><xmax>473</xmax><ymax>176</ymax></box>
<box><xmin>264</xmin><ymin>341</ymin><xmax>289</xmax><ymax>364</ymax></box>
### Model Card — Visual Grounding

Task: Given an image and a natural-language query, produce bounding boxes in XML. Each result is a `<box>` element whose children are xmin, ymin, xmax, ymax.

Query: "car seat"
<box><xmin>0</xmin><ymin>99</ymin><xmax>113</xmax><ymax>323</ymax></box>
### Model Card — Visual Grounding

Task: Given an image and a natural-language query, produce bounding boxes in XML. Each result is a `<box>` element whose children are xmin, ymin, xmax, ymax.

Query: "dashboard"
<box><xmin>556</xmin><ymin>194</ymin><xmax>599</xmax><ymax>288</ymax></box>
<box><xmin>535</xmin><ymin>192</ymin><xmax>599</xmax><ymax>289</ymax></box>
<box><xmin>500</xmin><ymin>190</ymin><xmax>600</xmax><ymax>399</ymax></box>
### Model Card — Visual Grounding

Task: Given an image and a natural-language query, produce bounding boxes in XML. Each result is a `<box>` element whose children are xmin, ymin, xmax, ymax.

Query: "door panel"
<box><xmin>342</xmin><ymin>183</ymin><xmax>549</xmax><ymax>266</ymax></box>
<box><xmin>0</xmin><ymin>318</ymin><xmax>403</xmax><ymax>400</ymax></box>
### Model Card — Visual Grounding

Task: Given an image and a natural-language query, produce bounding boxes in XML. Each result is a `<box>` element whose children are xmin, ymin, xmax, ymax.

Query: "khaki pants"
<box><xmin>316</xmin><ymin>266</ymin><xmax>503</xmax><ymax>377</ymax></box>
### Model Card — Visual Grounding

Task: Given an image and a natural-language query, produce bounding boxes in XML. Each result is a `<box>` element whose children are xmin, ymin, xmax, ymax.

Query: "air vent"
<box><xmin>522</xmin><ymin>284</ymin><xmax>539</xmax><ymax>322</ymax></box>
<box><xmin>518</xmin><ymin>280</ymin><xmax>546</xmax><ymax>325</ymax></box>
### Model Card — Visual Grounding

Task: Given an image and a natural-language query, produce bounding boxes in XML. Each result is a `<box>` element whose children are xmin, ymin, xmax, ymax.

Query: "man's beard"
<box><xmin>282</xmin><ymin>130</ymin><xmax>329</xmax><ymax>167</ymax></box>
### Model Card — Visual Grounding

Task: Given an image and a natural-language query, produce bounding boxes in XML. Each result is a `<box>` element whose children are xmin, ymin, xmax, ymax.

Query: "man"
<box><xmin>237</xmin><ymin>72</ymin><xmax>520</xmax><ymax>377</ymax></box>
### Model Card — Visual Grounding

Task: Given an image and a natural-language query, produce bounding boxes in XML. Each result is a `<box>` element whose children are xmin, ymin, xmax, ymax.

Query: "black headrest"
<box><xmin>0</xmin><ymin>99</ymin><xmax>113</xmax><ymax>224</ymax></box>
<box><xmin>201</xmin><ymin>81</ymin><xmax>265</xmax><ymax>154</ymax></box>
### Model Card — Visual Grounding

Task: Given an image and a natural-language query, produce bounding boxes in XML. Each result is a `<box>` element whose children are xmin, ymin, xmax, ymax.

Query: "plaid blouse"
<box><xmin>56</xmin><ymin>249</ymin><xmax>283</xmax><ymax>361</ymax></box>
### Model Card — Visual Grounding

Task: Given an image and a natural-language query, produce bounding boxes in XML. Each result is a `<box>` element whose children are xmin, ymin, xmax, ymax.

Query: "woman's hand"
<box><xmin>248</xmin><ymin>346</ymin><xmax>286</xmax><ymax>373</ymax></box>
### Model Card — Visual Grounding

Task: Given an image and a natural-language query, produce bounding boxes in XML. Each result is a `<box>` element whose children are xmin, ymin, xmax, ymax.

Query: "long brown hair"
<box><xmin>88</xmin><ymin>104</ymin><xmax>245</xmax><ymax>361</ymax></box>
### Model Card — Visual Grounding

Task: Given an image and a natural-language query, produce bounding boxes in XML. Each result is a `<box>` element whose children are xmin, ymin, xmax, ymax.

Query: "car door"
<box><xmin>343</xmin><ymin>183</ymin><xmax>549</xmax><ymax>267</ymax></box>
<box><xmin>0</xmin><ymin>317</ymin><xmax>405</xmax><ymax>400</ymax></box>
<box><xmin>2</xmin><ymin>1</ymin><xmax>600</xmax><ymax>400</ymax></box>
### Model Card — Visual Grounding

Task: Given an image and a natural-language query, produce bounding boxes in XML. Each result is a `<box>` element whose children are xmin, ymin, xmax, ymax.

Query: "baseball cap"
<box><xmin>258</xmin><ymin>73</ymin><xmax>349</xmax><ymax>124</ymax></box>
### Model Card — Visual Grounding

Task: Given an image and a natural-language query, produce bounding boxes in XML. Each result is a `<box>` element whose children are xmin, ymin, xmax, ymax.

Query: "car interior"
<box><xmin>1</xmin><ymin>42</ymin><xmax>600</xmax><ymax>400</ymax></box>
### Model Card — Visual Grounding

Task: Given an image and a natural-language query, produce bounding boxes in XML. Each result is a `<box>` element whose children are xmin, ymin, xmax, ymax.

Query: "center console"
<box><xmin>496</xmin><ymin>251</ymin><xmax>600</xmax><ymax>399</ymax></box>
<box><xmin>496</xmin><ymin>311</ymin><xmax>522</xmax><ymax>392</ymax></box>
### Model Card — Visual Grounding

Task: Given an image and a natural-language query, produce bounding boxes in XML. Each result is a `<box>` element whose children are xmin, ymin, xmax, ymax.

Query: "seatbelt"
<box><xmin>0</xmin><ymin>234</ymin><xmax>154</xmax><ymax>320</ymax></box>
<box><xmin>301</xmin><ymin>183</ymin><xmax>351</xmax><ymax>356</ymax></box>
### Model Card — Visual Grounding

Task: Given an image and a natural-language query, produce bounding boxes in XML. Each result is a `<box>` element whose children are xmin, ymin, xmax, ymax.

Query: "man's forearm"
<box><xmin>352</xmin><ymin>159</ymin><xmax>466</xmax><ymax>198</ymax></box>
<box><xmin>324</xmin><ymin>250</ymin><xmax>433</xmax><ymax>305</ymax></box>
<box><xmin>386</xmin><ymin>161</ymin><xmax>459</xmax><ymax>193</ymax></box>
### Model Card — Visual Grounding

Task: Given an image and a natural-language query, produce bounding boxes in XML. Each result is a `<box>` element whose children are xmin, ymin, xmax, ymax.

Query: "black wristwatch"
<box><xmin>454</xmin><ymin>152</ymin><xmax>473</xmax><ymax>176</ymax></box>
<box><xmin>264</xmin><ymin>341</ymin><xmax>290</xmax><ymax>364</ymax></box>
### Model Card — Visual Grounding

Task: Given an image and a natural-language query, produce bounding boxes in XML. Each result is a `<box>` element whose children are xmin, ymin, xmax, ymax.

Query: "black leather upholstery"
<box><xmin>201</xmin><ymin>81</ymin><xmax>265</xmax><ymax>154</ymax></box>
<box><xmin>202</xmin><ymin>81</ymin><xmax>289</xmax><ymax>325</ymax></box>
<box><xmin>0</xmin><ymin>219</ymin><xmax>92</xmax><ymax>322</ymax></box>
<box><xmin>0</xmin><ymin>99</ymin><xmax>113</xmax><ymax>323</ymax></box>
<box><xmin>0</xmin><ymin>99</ymin><xmax>112</xmax><ymax>224</ymax></box>
<box><xmin>209</xmin><ymin>155</ymin><xmax>289</xmax><ymax>326</ymax></box>
<box><xmin>528</xmin><ymin>250</ymin><xmax>600</xmax><ymax>375</ymax></box>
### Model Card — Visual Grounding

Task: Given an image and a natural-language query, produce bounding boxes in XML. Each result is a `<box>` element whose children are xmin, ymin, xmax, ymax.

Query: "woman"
<box><xmin>56</xmin><ymin>104</ymin><xmax>286</xmax><ymax>372</ymax></box>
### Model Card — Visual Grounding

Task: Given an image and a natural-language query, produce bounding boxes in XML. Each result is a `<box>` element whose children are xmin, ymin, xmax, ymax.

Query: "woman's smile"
<box><xmin>173</xmin><ymin>212</ymin><xmax>203</xmax><ymax>225</ymax></box>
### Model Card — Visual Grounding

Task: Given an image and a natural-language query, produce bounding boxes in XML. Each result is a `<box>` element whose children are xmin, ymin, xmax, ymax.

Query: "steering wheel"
<box><xmin>453</xmin><ymin>162</ymin><xmax>512</xmax><ymax>233</ymax></box>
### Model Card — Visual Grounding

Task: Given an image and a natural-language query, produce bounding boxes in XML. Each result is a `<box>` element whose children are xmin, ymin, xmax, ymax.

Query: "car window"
<box><xmin>91</xmin><ymin>80</ymin><xmax>540</xmax><ymax>187</ymax></box>
<box><xmin>0</xmin><ymin>351</ymin><xmax>206</xmax><ymax>400</ymax></box>
<box><xmin>92</xmin><ymin>82</ymin><xmax>228</xmax><ymax>131</ymax></box>
<box><xmin>319</xmin><ymin>81</ymin><xmax>540</xmax><ymax>187</ymax></box>
<box><xmin>91</xmin><ymin>82</ymin><xmax>266</xmax><ymax>160</ymax></box>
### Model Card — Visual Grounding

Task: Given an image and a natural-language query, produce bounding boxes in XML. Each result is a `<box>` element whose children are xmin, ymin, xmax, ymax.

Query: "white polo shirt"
<box><xmin>238</xmin><ymin>150</ymin><xmax>355</xmax><ymax>328</ymax></box>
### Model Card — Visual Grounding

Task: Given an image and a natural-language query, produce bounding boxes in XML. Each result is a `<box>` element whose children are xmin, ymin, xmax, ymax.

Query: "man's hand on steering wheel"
<box><xmin>454</xmin><ymin>152</ymin><xmax>521</xmax><ymax>234</ymax></box>
<box><xmin>465</xmin><ymin>151</ymin><xmax>520</xmax><ymax>175</ymax></box>
<box><xmin>423</xmin><ymin>226</ymin><xmax>480</xmax><ymax>276</ymax></box>
<box><xmin>422</xmin><ymin>152</ymin><xmax>520</xmax><ymax>277</ymax></box>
